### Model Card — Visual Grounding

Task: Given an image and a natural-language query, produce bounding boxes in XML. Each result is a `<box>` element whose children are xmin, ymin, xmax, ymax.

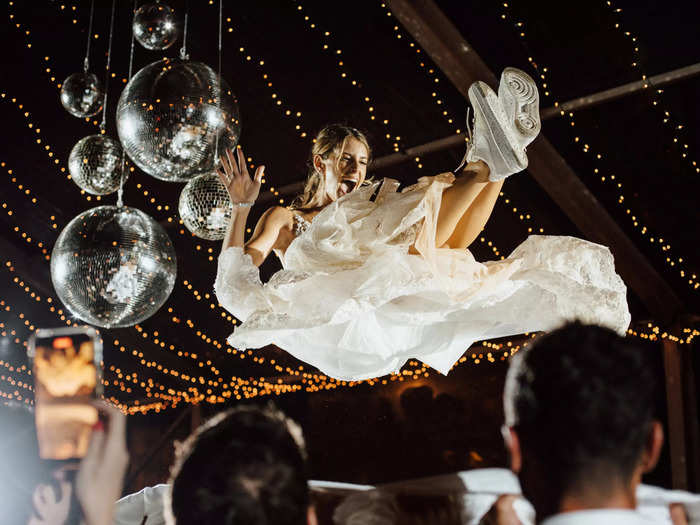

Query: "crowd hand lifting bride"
<box><xmin>213</xmin><ymin>68</ymin><xmax>631</xmax><ymax>382</ymax></box>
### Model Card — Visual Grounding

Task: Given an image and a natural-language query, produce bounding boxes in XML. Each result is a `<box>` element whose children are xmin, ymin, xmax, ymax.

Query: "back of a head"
<box><xmin>168</xmin><ymin>405</ymin><xmax>309</xmax><ymax>525</ymax></box>
<box><xmin>504</xmin><ymin>322</ymin><xmax>658</xmax><ymax>496</ymax></box>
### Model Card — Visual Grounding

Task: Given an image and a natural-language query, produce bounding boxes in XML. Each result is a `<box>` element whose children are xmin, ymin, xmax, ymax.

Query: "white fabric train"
<box><xmin>215</xmin><ymin>174</ymin><xmax>630</xmax><ymax>381</ymax></box>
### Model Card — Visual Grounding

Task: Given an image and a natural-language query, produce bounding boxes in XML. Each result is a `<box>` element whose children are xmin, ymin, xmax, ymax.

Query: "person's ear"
<box><xmin>503</xmin><ymin>426</ymin><xmax>522</xmax><ymax>473</ymax></box>
<box><xmin>312</xmin><ymin>154</ymin><xmax>325</xmax><ymax>176</ymax></box>
<box><xmin>641</xmin><ymin>420</ymin><xmax>664</xmax><ymax>473</ymax></box>
<box><xmin>307</xmin><ymin>504</ymin><xmax>319</xmax><ymax>525</ymax></box>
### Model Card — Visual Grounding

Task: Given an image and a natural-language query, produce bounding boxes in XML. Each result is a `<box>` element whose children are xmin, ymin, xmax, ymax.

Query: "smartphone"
<box><xmin>27</xmin><ymin>326</ymin><xmax>103</xmax><ymax>460</ymax></box>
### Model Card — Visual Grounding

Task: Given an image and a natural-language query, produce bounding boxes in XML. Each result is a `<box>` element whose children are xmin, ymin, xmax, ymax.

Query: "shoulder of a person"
<box><xmin>261</xmin><ymin>205</ymin><xmax>293</xmax><ymax>226</ymax></box>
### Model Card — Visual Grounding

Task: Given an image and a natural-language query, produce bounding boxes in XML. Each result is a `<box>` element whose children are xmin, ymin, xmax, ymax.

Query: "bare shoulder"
<box><xmin>256</xmin><ymin>206</ymin><xmax>294</xmax><ymax>230</ymax></box>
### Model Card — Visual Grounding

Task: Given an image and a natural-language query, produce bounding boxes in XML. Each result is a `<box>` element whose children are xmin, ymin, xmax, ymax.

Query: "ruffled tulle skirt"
<box><xmin>215</xmin><ymin>174</ymin><xmax>630</xmax><ymax>381</ymax></box>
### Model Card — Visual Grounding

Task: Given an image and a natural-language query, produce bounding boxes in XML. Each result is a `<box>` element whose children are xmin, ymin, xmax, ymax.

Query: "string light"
<box><xmin>375</xmin><ymin>2</ymin><xmax>544</xmax><ymax>249</ymax></box>
<box><xmin>290</xmin><ymin>1</ymin><xmax>404</xmax><ymax>154</ymax></box>
<box><xmin>1</xmin><ymin>94</ymin><xmax>103</xmax><ymax>203</ymax></box>
<box><xmin>7</xmin><ymin>1</ymin><xmax>695</xmax><ymax>415</ymax></box>
<box><xmin>603</xmin><ymin>1</ymin><xmax>698</xmax><ymax>175</ymax></box>
<box><xmin>497</xmin><ymin>2</ymin><xmax>699</xmax><ymax>291</ymax></box>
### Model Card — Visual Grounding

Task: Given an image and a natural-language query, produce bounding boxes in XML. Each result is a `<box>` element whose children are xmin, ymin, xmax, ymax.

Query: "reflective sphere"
<box><xmin>68</xmin><ymin>135</ymin><xmax>125</xmax><ymax>195</ymax></box>
<box><xmin>133</xmin><ymin>2</ymin><xmax>179</xmax><ymax>51</ymax></box>
<box><xmin>60</xmin><ymin>71</ymin><xmax>104</xmax><ymax>118</ymax></box>
<box><xmin>178</xmin><ymin>173</ymin><xmax>233</xmax><ymax>240</ymax></box>
<box><xmin>116</xmin><ymin>58</ymin><xmax>241</xmax><ymax>182</ymax></box>
<box><xmin>51</xmin><ymin>206</ymin><xmax>177</xmax><ymax>328</ymax></box>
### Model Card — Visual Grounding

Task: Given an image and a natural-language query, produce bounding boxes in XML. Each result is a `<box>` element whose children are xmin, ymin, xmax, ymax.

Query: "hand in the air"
<box><xmin>216</xmin><ymin>146</ymin><xmax>265</xmax><ymax>205</ymax></box>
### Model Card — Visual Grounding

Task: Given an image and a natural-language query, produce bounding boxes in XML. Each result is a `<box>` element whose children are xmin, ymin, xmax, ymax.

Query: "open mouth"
<box><xmin>339</xmin><ymin>178</ymin><xmax>358</xmax><ymax>195</ymax></box>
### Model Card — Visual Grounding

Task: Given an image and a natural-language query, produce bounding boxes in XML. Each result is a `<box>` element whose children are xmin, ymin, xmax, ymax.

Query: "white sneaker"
<box><xmin>463</xmin><ymin>80</ymin><xmax>527</xmax><ymax>181</ymax></box>
<box><xmin>498</xmin><ymin>67</ymin><xmax>541</xmax><ymax>151</ymax></box>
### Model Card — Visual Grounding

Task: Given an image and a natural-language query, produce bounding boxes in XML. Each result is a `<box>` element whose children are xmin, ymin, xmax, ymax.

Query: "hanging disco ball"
<box><xmin>178</xmin><ymin>173</ymin><xmax>233</xmax><ymax>240</ymax></box>
<box><xmin>51</xmin><ymin>205</ymin><xmax>177</xmax><ymax>328</ymax></box>
<box><xmin>68</xmin><ymin>135</ymin><xmax>126</xmax><ymax>195</ymax></box>
<box><xmin>116</xmin><ymin>58</ymin><xmax>241</xmax><ymax>183</ymax></box>
<box><xmin>60</xmin><ymin>71</ymin><xmax>104</xmax><ymax>118</ymax></box>
<box><xmin>133</xmin><ymin>2</ymin><xmax>179</xmax><ymax>51</ymax></box>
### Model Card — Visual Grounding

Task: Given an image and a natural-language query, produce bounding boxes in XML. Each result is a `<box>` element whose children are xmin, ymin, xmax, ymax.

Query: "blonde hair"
<box><xmin>290</xmin><ymin>124</ymin><xmax>371</xmax><ymax>210</ymax></box>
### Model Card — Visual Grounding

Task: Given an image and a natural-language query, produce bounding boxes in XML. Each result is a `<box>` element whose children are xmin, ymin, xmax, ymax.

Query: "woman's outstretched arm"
<box><xmin>218</xmin><ymin>146</ymin><xmax>290</xmax><ymax>267</ymax></box>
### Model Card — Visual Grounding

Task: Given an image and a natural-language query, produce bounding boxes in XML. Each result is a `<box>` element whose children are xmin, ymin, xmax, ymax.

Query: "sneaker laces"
<box><xmin>452</xmin><ymin>107</ymin><xmax>475</xmax><ymax>175</ymax></box>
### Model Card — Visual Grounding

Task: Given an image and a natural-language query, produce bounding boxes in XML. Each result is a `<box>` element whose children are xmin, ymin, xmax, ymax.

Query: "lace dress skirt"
<box><xmin>215</xmin><ymin>174</ymin><xmax>630</xmax><ymax>381</ymax></box>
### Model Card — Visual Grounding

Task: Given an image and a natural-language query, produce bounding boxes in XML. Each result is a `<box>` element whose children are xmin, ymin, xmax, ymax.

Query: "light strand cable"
<box><xmin>118</xmin><ymin>0</ymin><xmax>138</xmax><ymax>208</ymax></box>
<box><xmin>83</xmin><ymin>0</ymin><xmax>96</xmax><ymax>71</ymax></box>
<box><xmin>214</xmin><ymin>0</ymin><xmax>223</xmax><ymax>160</ymax></box>
<box><xmin>99</xmin><ymin>0</ymin><xmax>117</xmax><ymax>132</ymax></box>
<box><xmin>179</xmin><ymin>0</ymin><xmax>189</xmax><ymax>60</ymax></box>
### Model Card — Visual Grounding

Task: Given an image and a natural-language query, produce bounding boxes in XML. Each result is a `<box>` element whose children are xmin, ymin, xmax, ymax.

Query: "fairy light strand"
<box><xmin>497</xmin><ymin>2</ymin><xmax>699</xmax><ymax>291</ymax></box>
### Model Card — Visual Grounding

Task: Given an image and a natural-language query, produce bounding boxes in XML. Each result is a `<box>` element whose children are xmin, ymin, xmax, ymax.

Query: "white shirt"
<box><xmin>541</xmin><ymin>509</ymin><xmax>658</xmax><ymax>525</ymax></box>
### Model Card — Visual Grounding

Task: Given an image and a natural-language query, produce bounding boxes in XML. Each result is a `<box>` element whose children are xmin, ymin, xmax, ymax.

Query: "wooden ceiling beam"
<box><xmin>385</xmin><ymin>0</ymin><xmax>682</xmax><ymax>323</ymax></box>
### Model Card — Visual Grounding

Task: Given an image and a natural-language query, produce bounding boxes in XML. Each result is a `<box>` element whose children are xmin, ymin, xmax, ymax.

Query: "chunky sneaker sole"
<box><xmin>467</xmin><ymin>80</ymin><xmax>527</xmax><ymax>181</ymax></box>
<box><xmin>498</xmin><ymin>67</ymin><xmax>541</xmax><ymax>148</ymax></box>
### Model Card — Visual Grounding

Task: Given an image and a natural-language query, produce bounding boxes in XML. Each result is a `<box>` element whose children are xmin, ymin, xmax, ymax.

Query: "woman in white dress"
<box><xmin>214</xmin><ymin>68</ymin><xmax>630</xmax><ymax>381</ymax></box>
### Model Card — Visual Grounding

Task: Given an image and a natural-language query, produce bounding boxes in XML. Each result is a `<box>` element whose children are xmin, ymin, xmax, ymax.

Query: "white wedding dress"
<box><xmin>215</xmin><ymin>173</ymin><xmax>630</xmax><ymax>381</ymax></box>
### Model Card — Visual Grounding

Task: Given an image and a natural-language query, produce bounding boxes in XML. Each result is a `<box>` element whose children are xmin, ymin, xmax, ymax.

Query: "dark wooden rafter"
<box><xmin>258</xmin><ymin>61</ymin><xmax>700</xmax><ymax>198</ymax></box>
<box><xmin>386</xmin><ymin>0</ymin><xmax>693</xmax><ymax>489</ymax></box>
<box><xmin>384</xmin><ymin>0</ymin><xmax>683</xmax><ymax>325</ymax></box>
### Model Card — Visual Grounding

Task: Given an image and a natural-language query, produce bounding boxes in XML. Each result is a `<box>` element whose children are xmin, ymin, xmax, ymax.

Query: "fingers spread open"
<box><xmin>226</xmin><ymin>148</ymin><xmax>239</xmax><ymax>178</ymax></box>
<box><xmin>254</xmin><ymin>165</ymin><xmax>265</xmax><ymax>183</ymax></box>
<box><xmin>236</xmin><ymin>146</ymin><xmax>249</xmax><ymax>178</ymax></box>
<box><xmin>216</xmin><ymin>168</ymin><xmax>229</xmax><ymax>186</ymax></box>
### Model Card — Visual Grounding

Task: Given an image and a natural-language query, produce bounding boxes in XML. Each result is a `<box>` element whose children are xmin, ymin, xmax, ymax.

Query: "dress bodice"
<box><xmin>292</xmin><ymin>213</ymin><xmax>311</xmax><ymax>237</ymax></box>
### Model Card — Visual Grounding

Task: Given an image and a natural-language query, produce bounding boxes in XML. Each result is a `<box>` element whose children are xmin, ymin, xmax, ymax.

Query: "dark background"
<box><xmin>0</xmin><ymin>0</ymin><xmax>698</xmax><ymax>492</ymax></box>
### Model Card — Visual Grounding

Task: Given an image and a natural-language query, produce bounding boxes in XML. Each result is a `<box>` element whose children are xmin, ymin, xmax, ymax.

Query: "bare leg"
<box><xmin>442</xmin><ymin>177</ymin><xmax>504</xmax><ymax>249</ymax></box>
<box><xmin>434</xmin><ymin>160</ymin><xmax>492</xmax><ymax>248</ymax></box>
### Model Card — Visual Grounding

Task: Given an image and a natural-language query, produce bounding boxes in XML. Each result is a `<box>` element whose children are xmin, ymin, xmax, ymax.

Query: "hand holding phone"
<box><xmin>28</xmin><ymin>327</ymin><xmax>103</xmax><ymax>461</ymax></box>
<box><xmin>29</xmin><ymin>402</ymin><xmax>128</xmax><ymax>525</ymax></box>
<box><xmin>75</xmin><ymin>401</ymin><xmax>129</xmax><ymax>525</ymax></box>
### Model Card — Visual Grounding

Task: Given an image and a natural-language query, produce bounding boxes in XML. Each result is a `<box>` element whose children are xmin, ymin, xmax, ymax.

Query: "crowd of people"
<box><xmin>3</xmin><ymin>321</ymin><xmax>698</xmax><ymax>524</ymax></box>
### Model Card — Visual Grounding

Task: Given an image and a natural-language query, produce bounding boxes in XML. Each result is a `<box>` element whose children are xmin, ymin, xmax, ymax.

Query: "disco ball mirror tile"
<box><xmin>51</xmin><ymin>206</ymin><xmax>177</xmax><ymax>328</ymax></box>
<box><xmin>178</xmin><ymin>172</ymin><xmax>233</xmax><ymax>240</ymax></box>
<box><xmin>60</xmin><ymin>71</ymin><xmax>104</xmax><ymax>118</ymax></box>
<box><xmin>68</xmin><ymin>135</ymin><xmax>125</xmax><ymax>195</ymax></box>
<box><xmin>116</xmin><ymin>58</ymin><xmax>241</xmax><ymax>182</ymax></box>
<box><xmin>133</xmin><ymin>2</ymin><xmax>179</xmax><ymax>50</ymax></box>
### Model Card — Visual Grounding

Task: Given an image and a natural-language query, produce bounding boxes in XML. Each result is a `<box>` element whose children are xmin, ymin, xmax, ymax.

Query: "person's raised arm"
<box><xmin>218</xmin><ymin>146</ymin><xmax>264</xmax><ymax>252</ymax></box>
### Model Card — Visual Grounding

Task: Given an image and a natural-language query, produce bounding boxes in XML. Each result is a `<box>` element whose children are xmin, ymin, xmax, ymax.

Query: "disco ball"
<box><xmin>51</xmin><ymin>206</ymin><xmax>177</xmax><ymax>328</ymax></box>
<box><xmin>116</xmin><ymin>58</ymin><xmax>241</xmax><ymax>182</ymax></box>
<box><xmin>178</xmin><ymin>173</ymin><xmax>233</xmax><ymax>240</ymax></box>
<box><xmin>133</xmin><ymin>2</ymin><xmax>179</xmax><ymax>51</ymax></box>
<box><xmin>68</xmin><ymin>135</ymin><xmax>126</xmax><ymax>195</ymax></box>
<box><xmin>60</xmin><ymin>71</ymin><xmax>104</xmax><ymax>118</ymax></box>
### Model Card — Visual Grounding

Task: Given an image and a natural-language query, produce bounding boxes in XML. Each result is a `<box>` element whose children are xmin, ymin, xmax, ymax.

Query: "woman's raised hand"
<box><xmin>217</xmin><ymin>146</ymin><xmax>265</xmax><ymax>205</ymax></box>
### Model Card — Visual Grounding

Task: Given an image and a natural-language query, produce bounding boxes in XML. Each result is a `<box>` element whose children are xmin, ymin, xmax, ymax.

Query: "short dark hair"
<box><xmin>168</xmin><ymin>405</ymin><xmax>309</xmax><ymax>525</ymax></box>
<box><xmin>504</xmin><ymin>322</ymin><xmax>658</xmax><ymax>493</ymax></box>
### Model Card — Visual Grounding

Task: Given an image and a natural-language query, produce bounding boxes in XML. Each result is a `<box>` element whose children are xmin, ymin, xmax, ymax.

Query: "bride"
<box><xmin>214</xmin><ymin>68</ymin><xmax>630</xmax><ymax>381</ymax></box>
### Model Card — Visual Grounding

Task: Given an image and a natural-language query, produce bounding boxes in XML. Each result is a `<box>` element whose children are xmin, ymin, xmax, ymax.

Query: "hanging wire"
<box><xmin>83</xmin><ymin>0</ymin><xmax>96</xmax><ymax>71</ymax></box>
<box><xmin>179</xmin><ymin>0</ymin><xmax>190</xmax><ymax>60</ymax></box>
<box><xmin>118</xmin><ymin>0</ymin><xmax>138</xmax><ymax>208</ymax></box>
<box><xmin>128</xmin><ymin>0</ymin><xmax>137</xmax><ymax>80</ymax></box>
<box><xmin>99</xmin><ymin>0</ymin><xmax>117</xmax><ymax>132</ymax></box>
<box><xmin>217</xmin><ymin>0</ymin><xmax>223</xmax><ymax>78</ymax></box>
<box><xmin>214</xmin><ymin>0</ymin><xmax>224</xmax><ymax>161</ymax></box>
